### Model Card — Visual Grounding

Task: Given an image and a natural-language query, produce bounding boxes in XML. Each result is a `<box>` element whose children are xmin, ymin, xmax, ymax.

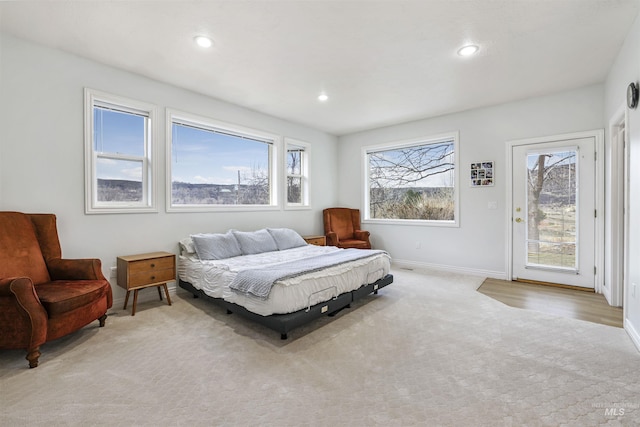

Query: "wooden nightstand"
<box><xmin>303</xmin><ymin>235</ymin><xmax>326</xmax><ymax>246</ymax></box>
<box><xmin>117</xmin><ymin>251</ymin><xmax>176</xmax><ymax>316</ymax></box>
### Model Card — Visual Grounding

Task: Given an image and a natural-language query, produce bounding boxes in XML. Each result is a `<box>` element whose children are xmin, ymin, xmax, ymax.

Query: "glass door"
<box><xmin>512</xmin><ymin>138</ymin><xmax>595</xmax><ymax>288</ymax></box>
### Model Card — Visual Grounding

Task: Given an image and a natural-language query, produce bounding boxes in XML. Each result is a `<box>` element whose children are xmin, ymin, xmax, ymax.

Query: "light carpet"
<box><xmin>1</xmin><ymin>268</ymin><xmax>639</xmax><ymax>426</ymax></box>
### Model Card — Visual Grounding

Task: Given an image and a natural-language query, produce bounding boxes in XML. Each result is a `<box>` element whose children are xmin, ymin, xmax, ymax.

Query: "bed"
<box><xmin>177</xmin><ymin>228</ymin><xmax>393</xmax><ymax>339</ymax></box>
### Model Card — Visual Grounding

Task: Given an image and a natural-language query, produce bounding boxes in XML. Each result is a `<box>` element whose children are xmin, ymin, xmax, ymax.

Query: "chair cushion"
<box><xmin>0</xmin><ymin>212</ymin><xmax>51</xmax><ymax>285</ymax></box>
<box><xmin>338</xmin><ymin>239</ymin><xmax>371</xmax><ymax>249</ymax></box>
<box><xmin>34</xmin><ymin>280</ymin><xmax>110</xmax><ymax>318</ymax></box>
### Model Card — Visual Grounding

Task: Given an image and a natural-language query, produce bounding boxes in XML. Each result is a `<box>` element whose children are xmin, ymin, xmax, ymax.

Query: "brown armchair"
<box><xmin>323</xmin><ymin>207</ymin><xmax>371</xmax><ymax>249</ymax></box>
<box><xmin>0</xmin><ymin>212</ymin><xmax>112</xmax><ymax>368</ymax></box>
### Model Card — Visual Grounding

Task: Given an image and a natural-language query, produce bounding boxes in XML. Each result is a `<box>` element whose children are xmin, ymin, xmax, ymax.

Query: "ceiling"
<box><xmin>1</xmin><ymin>1</ymin><xmax>639</xmax><ymax>136</ymax></box>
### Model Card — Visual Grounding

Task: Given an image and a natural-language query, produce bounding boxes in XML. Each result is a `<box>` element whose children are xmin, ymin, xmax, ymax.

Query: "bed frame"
<box><xmin>179</xmin><ymin>273</ymin><xmax>393</xmax><ymax>339</ymax></box>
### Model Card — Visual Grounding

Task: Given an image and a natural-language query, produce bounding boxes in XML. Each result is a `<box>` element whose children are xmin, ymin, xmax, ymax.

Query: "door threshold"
<box><xmin>514</xmin><ymin>278</ymin><xmax>594</xmax><ymax>293</ymax></box>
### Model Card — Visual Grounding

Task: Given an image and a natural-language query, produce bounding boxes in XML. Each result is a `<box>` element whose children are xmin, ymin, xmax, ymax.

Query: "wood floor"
<box><xmin>478</xmin><ymin>278</ymin><xmax>623</xmax><ymax>328</ymax></box>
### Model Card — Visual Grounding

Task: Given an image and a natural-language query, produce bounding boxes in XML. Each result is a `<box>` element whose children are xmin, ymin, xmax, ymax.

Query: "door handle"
<box><xmin>515</xmin><ymin>217</ymin><xmax>523</xmax><ymax>223</ymax></box>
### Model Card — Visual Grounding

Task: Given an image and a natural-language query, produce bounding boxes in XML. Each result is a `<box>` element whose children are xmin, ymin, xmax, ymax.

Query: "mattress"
<box><xmin>178</xmin><ymin>245</ymin><xmax>391</xmax><ymax>316</ymax></box>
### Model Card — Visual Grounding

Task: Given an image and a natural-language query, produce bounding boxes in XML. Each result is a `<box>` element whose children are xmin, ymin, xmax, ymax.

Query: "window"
<box><xmin>84</xmin><ymin>89</ymin><xmax>156</xmax><ymax>214</ymax></box>
<box><xmin>167</xmin><ymin>110</ymin><xmax>278</xmax><ymax>211</ymax></box>
<box><xmin>285</xmin><ymin>138</ymin><xmax>310</xmax><ymax>209</ymax></box>
<box><xmin>363</xmin><ymin>132</ymin><xmax>459</xmax><ymax>225</ymax></box>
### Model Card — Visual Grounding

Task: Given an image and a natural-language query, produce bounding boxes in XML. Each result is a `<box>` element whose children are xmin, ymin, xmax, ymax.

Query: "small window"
<box><xmin>167</xmin><ymin>110</ymin><xmax>278</xmax><ymax>212</ymax></box>
<box><xmin>285</xmin><ymin>138</ymin><xmax>310</xmax><ymax>209</ymax></box>
<box><xmin>84</xmin><ymin>89</ymin><xmax>156</xmax><ymax>214</ymax></box>
<box><xmin>363</xmin><ymin>132</ymin><xmax>459</xmax><ymax>226</ymax></box>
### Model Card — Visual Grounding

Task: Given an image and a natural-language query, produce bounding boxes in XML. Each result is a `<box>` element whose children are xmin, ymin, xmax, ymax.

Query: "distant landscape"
<box><xmin>97</xmin><ymin>179</ymin><xmax>269</xmax><ymax>204</ymax></box>
<box><xmin>97</xmin><ymin>179</ymin><xmax>142</xmax><ymax>202</ymax></box>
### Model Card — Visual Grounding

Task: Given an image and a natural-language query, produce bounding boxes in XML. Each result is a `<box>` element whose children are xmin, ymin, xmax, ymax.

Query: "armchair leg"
<box><xmin>98</xmin><ymin>314</ymin><xmax>107</xmax><ymax>327</ymax></box>
<box><xmin>26</xmin><ymin>347</ymin><xmax>41</xmax><ymax>368</ymax></box>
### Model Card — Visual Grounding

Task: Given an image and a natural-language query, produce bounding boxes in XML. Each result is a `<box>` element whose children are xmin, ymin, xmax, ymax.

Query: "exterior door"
<box><xmin>511</xmin><ymin>137</ymin><xmax>596</xmax><ymax>288</ymax></box>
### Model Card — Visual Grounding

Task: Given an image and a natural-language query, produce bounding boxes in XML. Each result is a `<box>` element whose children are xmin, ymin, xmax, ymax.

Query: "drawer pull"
<box><xmin>151</xmin><ymin>276</ymin><xmax>156</xmax><ymax>280</ymax></box>
<box><xmin>150</xmin><ymin>263</ymin><xmax>155</xmax><ymax>268</ymax></box>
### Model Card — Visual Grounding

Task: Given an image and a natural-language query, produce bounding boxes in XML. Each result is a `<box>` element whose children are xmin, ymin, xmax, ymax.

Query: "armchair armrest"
<box><xmin>0</xmin><ymin>277</ymin><xmax>40</xmax><ymax>304</ymax></box>
<box><xmin>0</xmin><ymin>277</ymin><xmax>48</xmax><ymax>356</ymax></box>
<box><xmin>354</xmin><ymin>230</ymin><xmax>370</xmax><ymax>240</ymax></box>
<box><xmin>325</xmin><ymin>231</ymin><xmax>339</xmax><ymax>246</ymax></box>
<box><xmin>47</xmin><ymin>258</ymin><xmax>107</xmax><ymax>281</ymax></box>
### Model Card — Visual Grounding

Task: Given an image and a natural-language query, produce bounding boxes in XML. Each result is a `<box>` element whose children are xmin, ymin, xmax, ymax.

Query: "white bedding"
<box><xmin>178</xmin><ymin>244</ymin><xmax>391</xmax><ymax>316</ymax></box>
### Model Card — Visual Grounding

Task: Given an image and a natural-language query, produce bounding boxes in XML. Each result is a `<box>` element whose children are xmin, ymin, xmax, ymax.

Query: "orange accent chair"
<box><xmin>0</xmin><ymin>212</ymin><xmax>113</xmax><ymax>368</ymax></box>
<box><xmin>323</xmin><ymin>208</ymin><xmax>371</xmax><ymax>249</ymax></box>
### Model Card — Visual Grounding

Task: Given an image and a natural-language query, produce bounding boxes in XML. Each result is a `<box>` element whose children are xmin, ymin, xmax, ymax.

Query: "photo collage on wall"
<box><xmin>470</xmin><ymin>161</ymin><xmax>494</xmax><ymax>187</ymax></box>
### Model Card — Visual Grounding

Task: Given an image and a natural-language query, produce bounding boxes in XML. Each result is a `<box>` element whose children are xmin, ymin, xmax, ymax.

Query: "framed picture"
<box><xmin>471</xmin><ymin>161</ymin><xmax>494</xmax><ymax>187</ymax></box>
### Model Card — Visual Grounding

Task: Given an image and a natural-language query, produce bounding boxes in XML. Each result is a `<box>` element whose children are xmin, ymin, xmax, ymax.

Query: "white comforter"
<box><xmin>178</xmin><ymin>245</ymin><xmax>391</xmax><ymax>316</ymax></box>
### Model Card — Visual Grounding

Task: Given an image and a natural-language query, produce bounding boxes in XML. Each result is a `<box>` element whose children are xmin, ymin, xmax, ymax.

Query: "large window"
<box><xmin>363</xmin><ymin>132</ymin><xmax>459</xmax><ymax>225</ymax></box>
<box><xmin>285</xmin><ymin>138</ymin><xmax>310</xmax><ymax>209</ymax></box>
<box><xmin>84</xmin><ymin>89</ymin><xmax>156</xmax><ymax>214</ymax></box>
<box><xmin>167</xmin><ymin>110</ymin><xmax>278</xmax><ymax>211</ymax></box>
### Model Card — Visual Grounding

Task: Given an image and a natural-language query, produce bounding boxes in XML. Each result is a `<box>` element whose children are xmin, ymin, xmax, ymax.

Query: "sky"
<box><xmin>94</xmin><ymin>108</ymin><xmax>270</xmax><ymax>184</ymax></box>
<box><xmin>369</xmin><ymin>141</ymin><xmax>455</xmax><ymax>188</ymax></box>
<box><xmin>171</xmin><ymin>124</ymin><xmax>269</xmax><ymax>185</ymax></box>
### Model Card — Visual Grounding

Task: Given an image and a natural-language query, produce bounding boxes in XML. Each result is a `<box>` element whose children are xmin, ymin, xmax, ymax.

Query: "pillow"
<box><xmin>191</xmin><ymin>232</ymin><xmax>242</xmax><ymax>260</ymax></box>
<box><xmin>232</xmin><ymin>229</ymin><xmax>278</xmax><ymax>255</ymax></box>
<box><xmin>267</xmin><ymin>228</ymin><xmax>307</xmax><ymax>250</ymax></box>
<box><xmin>179</xmin><ymin>237</ymin><xmax>196</xmax><ymax>255</ymax></box>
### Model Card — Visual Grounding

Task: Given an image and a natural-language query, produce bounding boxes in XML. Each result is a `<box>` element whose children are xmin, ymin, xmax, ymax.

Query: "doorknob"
<box><xmin>515</xmin><ymin>217</ymin><xmax>523</xmax><ymax>223</ymax></box>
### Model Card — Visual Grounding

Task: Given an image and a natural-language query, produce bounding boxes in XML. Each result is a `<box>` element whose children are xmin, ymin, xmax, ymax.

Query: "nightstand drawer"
<box><xmin>128</xmin><ymin>256</ymin><xmax>175</xmax><ymax>275</ymax></box>
<box><xmin>128</xmin><ymin>267</ymin><xmax>175</xmax><ymax>287</ymax></box>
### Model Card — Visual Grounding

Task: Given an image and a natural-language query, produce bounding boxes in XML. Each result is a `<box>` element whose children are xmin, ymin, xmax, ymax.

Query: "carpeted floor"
<box><xmin>1</xmin><ymin>268</ymin><xmax>639</xmax><ymax>426</ymax></box>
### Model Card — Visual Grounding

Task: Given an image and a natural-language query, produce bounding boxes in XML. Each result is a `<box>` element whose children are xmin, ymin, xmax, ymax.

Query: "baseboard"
<box><xmin>391</xmin><ymin>259</ymin><xmax>507</xmax><ymax>280</ymax></box>
<box><xmin>601</xmin><ymin>282</ymin><xmax>612</xmax><ymax>305</ymax></box>
<box><xmin>624</xmin><ymin>318</ymin><xmax>640</xmax><ymax>353</ymax></box>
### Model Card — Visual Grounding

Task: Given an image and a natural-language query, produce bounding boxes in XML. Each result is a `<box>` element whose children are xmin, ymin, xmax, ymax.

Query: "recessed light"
<box><xmin>457</xmin><ymin>45</ymin><xmax>479</xmax><ymax>57</ymax></box>
<box><xmin>318</xmin><ymin>93</ymin><xmax>329</xmax><ymax>102</ymax></box>
<box><xmin>194</xmin><ymin>36</ymin><xmax>213</xmax><ymax>48</ymax></box>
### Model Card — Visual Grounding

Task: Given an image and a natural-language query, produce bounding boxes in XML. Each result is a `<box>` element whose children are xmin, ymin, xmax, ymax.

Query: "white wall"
<box><xmin>0</xmin><ymin>35</ymin><xmax>338</xmax><ymax>303</ymax></box>
<box><xmin>338</xmin><ymin>85</ymin><xmax>604</xmax><ymax>277</ymax></box>
<box><xmin>604</xmin><ymin>14</ymin><xmax>640</xmax><ymax>349</ymax></box>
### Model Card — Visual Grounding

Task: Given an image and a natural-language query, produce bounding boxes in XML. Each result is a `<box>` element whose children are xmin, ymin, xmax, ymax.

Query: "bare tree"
<box><xmin>286</xmin><ymin>151</ymin><xmax>301</xmax><ymax>203</ymax></box>
<box><xmin>238</xmin><ymin>163</ymin><xmax>269</xmax><ymax>204</ymax></box>
<box><xmin>369</xmin><ymin>143</ymin><xmax>454</xmax><ymax>219</ymax></box>
<box><xmin>526</xmin><ymin>152</ymin><xmax>576</xmax><ymax>243</ymax></box>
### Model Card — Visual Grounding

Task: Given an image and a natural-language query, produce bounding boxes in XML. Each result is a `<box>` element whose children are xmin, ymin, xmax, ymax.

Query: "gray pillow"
<box><xmin>179</xmin><ymin>237</ymin><xmax>197</xmax><ymax>255</ymax></box>
<box><xmin>267</xmin><ymin>228</ymin><xmax>307</xmax><ymax>250</ymax></box>
<box><xmin>232</xmin><ymin>229</ymin><xmax>278</xmax><ymax>255</ymax></box>
<box><xmin>191</xmin><ymin>232</ymin><xmax>242</xmax><ymax>260</ymax></box>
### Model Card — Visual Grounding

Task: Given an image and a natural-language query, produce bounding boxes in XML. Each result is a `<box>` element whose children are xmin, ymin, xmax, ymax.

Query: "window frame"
<box><xmin>166</xmin><ymin>109</ymin><xmax>280</xmax><ymax>213</ymax></box>
<box><xmin>284</xmin><ymin>137</ymin><xmax>311</xmax><ymax>210</ymax></box>
<box><xmin>84</xmin><ymin>88</ymin><xmax>157</xmax><ymax>214</ymax></box>
<box><xmin>362</xmin><ymin>131</ymin><xmax>460</xmax><ymax>227</ymax></box>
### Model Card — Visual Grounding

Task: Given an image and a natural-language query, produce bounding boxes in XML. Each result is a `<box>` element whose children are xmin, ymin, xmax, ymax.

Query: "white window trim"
<box><xmin>362</xmin><ymin>131</ymin><xmax>460</xmax><ymax>227</ymax></box>
<box><xmin>166</xmin><ymin>109</ymin><xmax>281</xmax><ymax>213</ymax></box>
<box><xmin>284</xmin><ymin>137</ymin><xmax>311</xmax><ymax>210</ymax></box>
<box><xmin>84</xmin><ymin>88</ymin><xmax>158</xmax><ymax>214</ymax></box>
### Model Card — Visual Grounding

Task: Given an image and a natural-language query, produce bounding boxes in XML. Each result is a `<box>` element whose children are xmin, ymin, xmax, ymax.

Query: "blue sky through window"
<box><xmin>369</xmin><ymin>141</ymin><xmax>454</xmax><ymax>188</ymax></box>
<box><xmin>171</xmin><ymin>123</ymin><xmax>270</xmax><ymax>185</ymax></box>
<box><xmin>94</xmin><ymin>107</ymin><xmax>144</xmax><ymax>156</ymax></box>
<box><xmin>93</xmin><ymin>107</ymin><xmax>145</xmax><ymax>181</ymax></box>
